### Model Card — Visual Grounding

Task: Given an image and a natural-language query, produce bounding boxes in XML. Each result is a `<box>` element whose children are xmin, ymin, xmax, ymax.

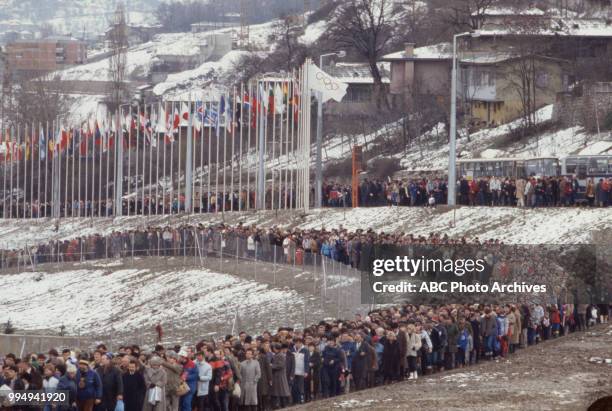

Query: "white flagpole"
<box><xmin>98</xmin><ymin>119</ymin><xmax>102</xmax><ymax>217</ymax></box>
<box><xmin>22</xmin><ymin>125</ymin><xmax>27</xmax><ymax>218</ymax></box>
<box><xmin>169</xmin><ymin>102</ymin><xmax>174</xmax><ymax>214</ymax></box>
<box><xmin>247</xmin><ymin>81</ymin><xmax>252</xmax><ymax>210</ymax></box>
<box><xmin>71</xmin><ymin>126</ymin><xmax>75</xmax><ymax>217</ymax></box>
<box><xmin>105</xmin><ymin>116</ymin><xmax>110</xmax><ymax>217</ymax></box>
<box><xmin>37</xmin><ymin>123</ymin><xmax>41</xmax><ymax>218</ymax></box>
<box><xmin>141</xmin><ymin>108</ymin><xmax>146</xmax><ymax>215</ymax></box>
<box><xmin>127</xmin><ymin>106</ymin><xmax>131</xmax><ymax>216</ymax></box>
<box><xmin>155</xmin><ymin>102</ymin><xmax>160</xmax><ymax>215</ymax></box>
<box><xmin>215</xmin><ymin>96</ymin><xmax>220</xmax><ymax>214</ymax></box>
<box><xmin>148</xmin><ymin>104</ymin><xmax>153</xmax><ymax>216</ymax></box>
<box><xmin>207</xmin><ymin>99</ymin><xmax>212</xmax><ymax>212</ymax></box>
<box><xmin>21</xmin><ymin>125</ymin><xmax>26</xmax><ymax>218</ymax></box>
<box><xmin>271</xmin><ymin>80</ymin><xmax>277</xmax><ymax>210</ymax></box>
<box><xmin>85</xmin><ymin>121</ymin><xmax>89</xmax><ymax>217</ymax></box>
<box><xmin>162</xmin><ymin>102</ymin><xmax>167</xmax><ymax>215</ymax></box>
<box><xmin>2</xmin><ymin>127</ymin><xmax>6</xmax><ymax>219</ymax></box>
<box><xmin>177</xmin><ymin>101</ymin><xmax>182</xmax><ymax>213</ymax></box>
<box><xmin>63</xmin><ymin>126</ymin><xmax>68</xmax><ymax>217</ymax></box>
<box><xmin>135</xmin><ymin>104</ymin><xmax>140</xmax><ymax>215</ymax></box>
<box><xmin>77</xmin><ymin>122</ymin><xmax>81</xmax><ymax>217</ymax></box>
<box><xmin>238</xmin><ymin>83</ymin><xmax>243</xmax><ymax>212</ymax></box>
<box><xmin>15</xmin><ymin>125</ymin><xmax>20</xmax><ymax>218</ymax></box>
<box><xmin>45</xmin><ymin>122</ymin><xmax>49</xmax><ymax>217</ymax></box>
<box><xmin>222</xmin><ymin>91</ymin><xmax>227</xmax><ymax>213</ymax></box>
<box><xmin>199</xmin><ymin>92</ymin><xmax>205</xmax><ymax>214</ymax></box>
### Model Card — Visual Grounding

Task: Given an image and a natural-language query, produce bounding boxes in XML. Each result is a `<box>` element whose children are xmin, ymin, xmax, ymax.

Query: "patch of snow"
<box><xmin>0</xmin><ymin>267</ymin><xmax>301</xmax><ymax>337</ymax></box>
<box><xmin>299</xmin><ymin>20</ymin><xmax>327</xmax><ymax>45</ymax></box>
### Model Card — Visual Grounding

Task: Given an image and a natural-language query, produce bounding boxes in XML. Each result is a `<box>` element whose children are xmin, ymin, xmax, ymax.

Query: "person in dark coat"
<box><xmin>121</xmin><ymin>360</ymin><xmax>145</xmax><ymax>411</ymax></box>
<box><xmin>57</xmin><ymin>363</ymin><xmax>78</xmax><ymax>411</ymax></box>
<box><xmin>305</xmin><ymin>343</ymin><xmax>321</xmax><ymax>402</ymax></box>
<box><xmin>96</xmin><ymin>354</ymin><xmax>123</xmax><ymax>411</ymax></box>
<box><xmin>270</xmin><ymin>344</ymin><xmax>290</xmax><ymax>409</ymax></box>
<box><xmin>382</xmin><ymin>332</ymin><xmax>401</xmax><ymax>384</ymax></box>
<box><xmin>320</xmin><ymin>339</ymin><xmax>341</xmax><ymax>398</ymax></box>
<box><xmin>350</xmin><ymin>333</ymin><xmax>371</xmax><ymax>391</ymax></box>
<box><xmin>256</xmin><ymin>348</ymin><xmax>272</xmax><ymax>411</ymax></box>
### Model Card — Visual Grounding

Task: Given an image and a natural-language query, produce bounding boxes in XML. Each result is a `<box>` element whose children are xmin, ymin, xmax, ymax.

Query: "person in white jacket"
<box><xmin>195</xmin><ymin>352</ymin><xmax>212</xmax><ymax>411</ymax></box>
<box><xmin>406</xmin><ymin>324</ymin><xmax>422</xmax><ymax>380</ymax></box>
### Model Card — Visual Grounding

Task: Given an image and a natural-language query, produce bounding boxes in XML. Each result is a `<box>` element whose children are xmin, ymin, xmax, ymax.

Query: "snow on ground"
<box><xmin>0</xmin><ymin>267</ymin><xmax>300</xmax><ymax>337</ymax></box>
<box><xmin>299</xmin><ymin>20</ymin><xmax>327</xmax><ymax>45</ymax></box>
<box><xmin>152</xmin><ymin>50</ymin><xmax>250</xmax><ymax>98</ymax></box>
<box><xmin>0</xmin><ymin>206</ymin><xmax>608</xmax><ymax>250</ymax></box>
<box><xmin>66</xmin><ymin>94</ymin><xmax>107</xmax><ymax>124</ymax></box>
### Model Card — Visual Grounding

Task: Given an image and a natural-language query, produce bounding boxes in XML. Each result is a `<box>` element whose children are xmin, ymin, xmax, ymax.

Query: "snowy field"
<box><xmin>0</xmin><ymin>265</ymin><xmax>304</xmax><ymax>342</ymax></box>
<box><xmin>0</xmin><ymin>206</ymin><xmax>609</xmax><ymax>250</ymax></box>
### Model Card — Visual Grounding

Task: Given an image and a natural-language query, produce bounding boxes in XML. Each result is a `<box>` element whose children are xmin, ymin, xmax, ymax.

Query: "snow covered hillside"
<box><xmin>0</xmin><ymin>0</ymin><xmax>159</xmax><ymax>36</ymax></box>
<box><xmin>0</xmin><ymin>207</ymin><xmax>609</xmax><ymax>250</ymax></box>
<box><xmin>0</xmin><ymin>266</ymin><xmax>302</xmax><ymax>339</ymax></box>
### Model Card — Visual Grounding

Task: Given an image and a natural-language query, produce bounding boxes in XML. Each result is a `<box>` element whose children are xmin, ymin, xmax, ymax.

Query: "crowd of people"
<box><xmin>0</xmin><ymin>173</ymin><xmax>610</xmax><ymax>218</ymax></box>
<box><xmin>324</xmin><ymin>175</ymin><xmax>612</xmax><ymax>207</ymax></box>
<box><xmin>0</xmin><ymin>221</ymin><xmax>507</xmax><ymax>270</ymax></box>
<box><xmin>1</xmin><ymin>302</ymin><xmax>609</xmax><ymax>411</ymax></box>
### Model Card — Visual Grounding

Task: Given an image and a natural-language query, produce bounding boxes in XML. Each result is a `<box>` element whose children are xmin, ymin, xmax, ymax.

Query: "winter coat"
<box><xmin>481</xmin><ymin>315</ymin><xmax>498</xmax><ymax>337</ymax></box>
<box><xmin>239</xmin><ymin>359</ymin><xmax>261</xmax><ymax>406</ymax></box>
<box><xmin>182</xmin><ymin>360</ymin><xmax>199</xmax><ymax>394</ymax></box>
<box><xmin>121</xmin><ymin>371</ymin><xmax>146</xmax><ymax>411</ymax></box>
<box><xmin>161</xmin><ymin>361</ymin><xmax>182</xmax><ymax>396</ymax></box>
<box><xmin>195</xmin><ymin>360</ymin><xmax>212</xmax><ymax>397</ymax></box>
<box><xmin>270</xmin><ymin>353</ymin><xmax>290</xmax><ymax>398</ymax></box>
<box><xmin>56</xmin><ymin>375</ymin><xmax>77</xmax><ymax>411</ymax></box>
<box><xmin>406</xmin><ymin>332</ymin><xmax>422</xmax><ymax>357</ymax></box>
<box><xmin>445</xmin><ymin>323</ymin><xmax>459</xmax><ymax>353</ymax></box>
<box><xmin>76</xmin><ymin>368</ymin><xmax>102</xmax><ymax>401</ymax></box>
<box><xmin>142</xmin><ymin>366</ymin><xmax>167</xmax><ymax>411</ymax></box>
<box><xmin>257</xmin><ymin>355</ymin><xmax>273</xmax><ymax>398</ymax></box>
<box><xmin>382</xmin><ymin>339</ymin><xmax>400</xmax><ymax>380</ymax></box>
<box><xmin>507</xmin><ymin>312</ymin><xmax>521</xmax><ymax>345</ymax></box>
<box><xmin>351</xmin><ymin>341</ymin><xmax>372</xmax><ymax>383</ymax></box>
<box><xmin>96</xmin><ymin>365</ymin><xmax>123</xmax><ymax>411</ymax></box>
<box><xmin>397</xmin><ymin>330</ymin><xmax>408</xmax><ymax>368</ymax></box>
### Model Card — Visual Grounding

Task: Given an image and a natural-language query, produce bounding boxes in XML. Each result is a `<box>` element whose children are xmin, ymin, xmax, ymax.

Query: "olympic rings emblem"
<box><xmin>315</xmin><ymin>71</ymin><xmax>340</xmax><ymax>91</ymax></box>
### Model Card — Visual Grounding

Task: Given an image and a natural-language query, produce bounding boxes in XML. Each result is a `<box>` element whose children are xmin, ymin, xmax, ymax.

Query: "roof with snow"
<box><xmin>477</xmin><ymin>18</ymin><xmax>612</xmax><ymax>38</ymax></box>
<box><xmin>325</xmin><ymin>62</ymin><xmax>390</xmax><ymax>84</ymax></box>
<box><xmin>382</xmin><ymin>42</ymin><xmax>452</xmax><ymax>61</ymax></box>
<box><xmin>473</xmin><ymin>6</ymin><xmax>546</xmax><ymax>17</ymax></box>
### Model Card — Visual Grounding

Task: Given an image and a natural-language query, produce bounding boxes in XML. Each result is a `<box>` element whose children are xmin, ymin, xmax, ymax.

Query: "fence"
<box><xmin>1</xmin><ymin>231</ymin><xmax>370</xmax><ymax>347</ymax></box>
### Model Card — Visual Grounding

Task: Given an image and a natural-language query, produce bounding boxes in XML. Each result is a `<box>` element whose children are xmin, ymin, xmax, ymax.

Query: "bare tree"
<box><xmin>108</xmin><ymin>2</ymin><xmax>129</xmax><ymax>112</ymax></box>
<box><xmin>268</xmin><ymin>15</ymin><xmax>307</xmax><ymax>73</ymax></box>
<box><xmin>2</xmin><ymin>74</ymin><xmax>68</xmax><ymax>128</ymax></box>
<box><xmin>327</xmin><ymin>0</ymin><xmax>394</xmax><ymax>109</ymax></box>
<box><xmin>430</xmin><ymin>0</ymin><xmax>499</xmax><ymax>31</ymax></box>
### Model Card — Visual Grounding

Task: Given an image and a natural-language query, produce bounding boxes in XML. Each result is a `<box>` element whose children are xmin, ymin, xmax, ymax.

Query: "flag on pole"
<box><xmin>274</xmin><ymin>83</ymin><xmax>284</xmax><ymax>114</ymax></box>
<box><xmin>306</xmin><ymin>63</ymin><xmax>348</xmax><ymax>103</ymax></box>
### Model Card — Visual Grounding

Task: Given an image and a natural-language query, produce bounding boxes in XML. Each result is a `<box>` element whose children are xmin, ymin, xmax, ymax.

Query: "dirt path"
<box><xmin>293</xmin><ymin>325</ymin><xmax>612</xmax><ymax>411</ymax></box>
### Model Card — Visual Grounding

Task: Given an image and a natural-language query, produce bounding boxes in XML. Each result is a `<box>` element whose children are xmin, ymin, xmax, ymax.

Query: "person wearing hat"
<box><xmin>161</xmin><ymin>351</ymin><xmax>182</xmax><ymax>411</ymax></box>
<box><xmin>178</xmin><ymin>350</ymin><xmax>198</xmax><ymax>411</ymax></box>
<box><xmin>96</xmin><ymin>353</ymin><xmax>123</xmax><ymax>411</ymax></box>
<box><xmin>76</xmin><ymin>359</ymin><xmax>102</xmax><ymax>411</ymax></box>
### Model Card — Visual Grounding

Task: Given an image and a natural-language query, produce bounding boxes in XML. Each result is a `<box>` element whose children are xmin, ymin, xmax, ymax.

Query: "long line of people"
<box><xmin>1</xmin><ymin>172</ymin><xmax>610</xmax><ymax>219</ymax></box>
<box><xmin>0</xmin><ymin>223</ymin><xmax>503</xmax><ymax>270</ymax></box>
<box><xmin>325</xmin><ymin>175</ymin><xmax>612</xmax><ymax>208</ymax></box>
<box><xmin>1</xmin><ymin>303</ymin><xmax>608</xmax><ymax>411</ymax></box>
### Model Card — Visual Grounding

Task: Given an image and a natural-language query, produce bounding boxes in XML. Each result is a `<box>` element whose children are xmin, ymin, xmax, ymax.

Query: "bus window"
<box><xmin>565</xmin><ymin>158</ymin><xmax>577</xmax><ymax>174</ymax></box>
